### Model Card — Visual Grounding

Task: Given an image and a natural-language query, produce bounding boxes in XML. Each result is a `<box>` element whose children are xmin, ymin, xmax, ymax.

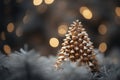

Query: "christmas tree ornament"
<box><xmin>54</xmin><ymin>20</ymin><xmax>99</xmax><ymax>72</ymax></box>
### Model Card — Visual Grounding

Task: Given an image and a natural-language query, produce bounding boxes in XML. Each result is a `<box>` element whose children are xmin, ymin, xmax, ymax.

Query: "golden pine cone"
<box><xmin>54</xmin><ymin>20</ymin><xmax>99</xmax><ymax>72</ymax></box>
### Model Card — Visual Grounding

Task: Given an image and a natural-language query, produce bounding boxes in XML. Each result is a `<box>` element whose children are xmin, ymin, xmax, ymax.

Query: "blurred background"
<box><xmin>0</xmin><ymin>0</ymin><xmax>120</xmax><ymax>56</ymax></box>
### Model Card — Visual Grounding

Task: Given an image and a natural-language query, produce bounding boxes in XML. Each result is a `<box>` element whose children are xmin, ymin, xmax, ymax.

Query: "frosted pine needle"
<box><xmin>54</xmin><ymin>20</ymin><xmax>99</xmax><ymax>72</ymax></box>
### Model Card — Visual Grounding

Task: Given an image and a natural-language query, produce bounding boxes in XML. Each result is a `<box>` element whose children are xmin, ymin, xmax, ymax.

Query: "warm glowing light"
<box><xmin>79</xmin><ymin>6</ymin><xmax>93</xmax><ymax>19</ymax></box>
<box><xmin>23</xmin><ymin>15</ymin><xmax>29</xmax><ymax>24</ymax></box>
<box><xmin>3</xmin><ymin>45</ymin><xmax>11</xmax><ymax>55</ymax></box>
<box><xmin>44</xmin><ymin>0</ymin><xmax>54</xmax><ymax>4</ymax></box>
<box><xmin>49</xmin><ymin>38</ymin><xmax>59</xmax><ymax>48</ymax></box>
<box><xmin>58</xmin><ymin>24</ymin><xmax>68</xmax><ymax>36</ymax></box>
<box><xmin>33</xmin><ymin>0</ymin><xmax>43</xmax><ymax>6</ymax></box>
<box><xmin>99</xmin><ymin>42</ymin><xmax>107</xmax><ymax>53</ymax></box>
<box><xmin>7</xmin><ymin>22</ymin><xmax>14</xmax><ymax>32</ymax></box>
<box><xmin>16</xmin><ymin>27</ymin><xmax>23</xmax><ymax>37</ymax></box>
<box><xmin>1</xmin><ymin>32</ymin><xmax>6</xmax><ymax>40</ymax></box>
<box><xmin>98</xmin><ymin>24</ymin><xmax>107</xmax><ymax>35</ymax></box>
<box><xmin>115</xmin><ymin>7</ymin><xmax>120</xmax><ymax>17</ymax></box>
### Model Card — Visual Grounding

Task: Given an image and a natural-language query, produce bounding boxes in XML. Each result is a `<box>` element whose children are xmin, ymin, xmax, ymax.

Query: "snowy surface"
<box><xmin>0</xmin><ymin>49</ymin><xmax>120</xmax><ymax>80</ymax></box>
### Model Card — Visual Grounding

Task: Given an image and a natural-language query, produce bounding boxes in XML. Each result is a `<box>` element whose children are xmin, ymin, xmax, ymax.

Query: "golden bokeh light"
<box><xmin>99</xmin><ymin>42</ymin><xmax>107</xmax><ymax>53</ymax></box>
<box><xmin>58</xmin><ymin>24</ymin><xmax>68</xmax><ymax>36</ymax></box>
<box><xmin>115</xmin><ymin>7</ymin><xmax>120</xmax><ymax>17</ymax></box>
<box><xmin>33</xmin><ymin>0</ymin><xmax>43</xmax><ymax>6</ymax></box>
<box><xmin>98</xmin><ymin>24</ymin><xmax>107</xmax><ymax>35</ymax></box>
<box><xmin>1</xmin><ymin>32</ymin><xmax>6</xmax><ymax>40</ymax></box>
<box><xmin>7</xmin><ymin>22</ymin><xmax>14</xmax><ymax>33</ymax></box>
<box><xmin>44</xmin><ymin>0</ymin><xmax>54</xmax><ymax>4</ymax></box>
<box><xmin>49</xmin><ymin>37</ymin><xmax>59</xmax><ymax>48</ymax></box>
<box><xmin>3</xmin><ymin>45</ymin><xmax>11</xmax><ymax>55</ymax></box>
<box><xmin>16</xmin><ymin>27</ymin><xmax>23</xmax><ymax>37</ymax></box>
<box><xmin>79</xmin><ymin>6</ymin><xmax>93</xmax><ymax>19</ymax></box>
<box><xmin>23</xmin><ymin>15</ymin><xmax>29</xmax><ymax>24</ymax></box>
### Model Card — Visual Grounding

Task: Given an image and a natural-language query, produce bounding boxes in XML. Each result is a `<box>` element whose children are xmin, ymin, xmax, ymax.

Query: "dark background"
<box><xmin>0</xmin><ymin>0</ymin><xmax>120</xmax><ymax>55</ymax></box>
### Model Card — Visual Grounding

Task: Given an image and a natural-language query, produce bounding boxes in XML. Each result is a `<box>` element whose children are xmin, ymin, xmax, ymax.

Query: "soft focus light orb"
<box><xmin>3</xmin><ymin>45</ymin><xmax>11</xmax><ymax>55</ymax></box>
<box><xmin>80</xmin><ymin>7</ymin><xmax>93</xmax><ymax>19</ymax></box>
<box><xmin>16</xmin><ymin>27</ymin><xmax>23</xmax><ymax>37</ymax></box>
<box><xmin>115</xmin><ymin>7</ymin><xmax>120</xmax><ymax>17</ymax></box>
<box><xmin>49</xmin><ymin>38</ymin><xmax>59</xmax><ymax>48</ymax></box>
<box><xmin>1</xmin><ymin>32</ymin><xmax>6</xmax><ymax>40</ymax></box>
<box><xmin>23</xmin><ymin>15</ymin><xmax>29</xmax><ymax>24</ymax></box>
<box><xmin>99</xmin><ymin>42</ymin><xmax>107</xmax><ymax>53</ymax></box>
<box><xmin>33</xmin><ymin>0</ymin><xmax>43</xmax><ymax>6</ymax></box>
<box><xmin>44</xmin><ymin>0</ymin><xmax>54</xmax><ymax>4</ymax></box>
<box><xmin>7</xmin><ymin>22</ymin><xmax>14</xmax><ymax>32</ymax></box>
<box><xmin>58</xmin><ymin>24</ymin><xmax>68</xmax><ymax>36</ymax></box>
<box><xmin>98</xmin><ymin>24</ymin><xmax>107</xmax><ymax>35</ymax></box>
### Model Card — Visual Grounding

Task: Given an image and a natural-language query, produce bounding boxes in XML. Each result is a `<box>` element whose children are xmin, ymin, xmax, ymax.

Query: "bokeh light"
<box><xmin>44</xmin><ymin>0</ymin><xmax>54</xmax><ymax>5</ymax></box>
<box><xmin>23</xmin><ymin>15</ymin><xmax>29</xmax><ymax>24</ymax></box>
<box><xmin>99</xmin><ymin>42</ymin><xmax>107</xmax><ymax>53</ymax></box>
<box><xmin>1</xmin><ymin>32</ymin><xmax>6</xmax><ymax>40</ymax></box>
<box><xmin>16</xmin><ymin>27</ymin><xmax>23</xmax><ymax>37</ymax></box>
<box><xmin>49</xmin><ymin>37</ymin><xmax>59</xmax><ymax>48</ymax></box>
<box><xmin>79</xmin><ymin>6</ymin><xmax>93</xmax><ymax>19</ymax></box>
<box><xmin>58</xmin><ymin>24</ymin><xmax>68</xmax><ymax>36</ymax></box>
<box><xmin>115</xmin><ymin>7</ymin><xmax>120</xmax><ymax>17</ymax></box>
<box><xmin>98</xmin><ymin>24</ymin><xmax>107</xmax><ymax>35</ymax></box>
<box><xmin>3</xmin><ymin>44</ymin><xmax>11</xmax><ymax>55</ymax></box>
<box><xmin>33</xmin><ymin>0</ymin><xmax>43</xmax><ymax>6</ymax></box>
<box><xmin>7</xmin><ymin>22</ymin><xmax>14</xmax><ymax>33</ymax></box>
